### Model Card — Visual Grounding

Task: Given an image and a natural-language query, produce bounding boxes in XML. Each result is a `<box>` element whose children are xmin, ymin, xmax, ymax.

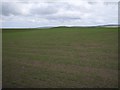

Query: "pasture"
<box><xmin>2</xmin><ymin>27</ymin><xmax>118</xmax><ymax>88</ymax></box>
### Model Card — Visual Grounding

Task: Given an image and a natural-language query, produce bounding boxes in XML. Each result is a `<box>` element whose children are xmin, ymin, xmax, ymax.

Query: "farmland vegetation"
<box><xmin>2</xmin><ymin>27</ymin><xmax>118</xmax><ymax>88</ymax></box>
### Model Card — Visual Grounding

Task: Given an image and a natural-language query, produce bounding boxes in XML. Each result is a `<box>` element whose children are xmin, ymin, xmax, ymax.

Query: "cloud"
<box><xmin>1</xmin><ymin>2</ymin><xmax>32</xmax><ymax>16</ymax></box>
<box><xmin>30</xmin><ymin>3</ymin><xmax>59</xmax><ymax>16</ymax></box>
<box><xmin>1</xmin><ymin>0</ymin><xmax>119</xmax><ymax>28</ymax></box>
<box><xmin>2</xmin><ymin>2</ymin><xmax>22</xmax><ymax>16</ymax></box>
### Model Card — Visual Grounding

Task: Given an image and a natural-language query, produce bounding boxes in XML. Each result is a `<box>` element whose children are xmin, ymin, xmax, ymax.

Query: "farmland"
<box><xmin>2</xmin><ymin>27</ymin><xmax>118</xmax><ymax>88</ymax></box>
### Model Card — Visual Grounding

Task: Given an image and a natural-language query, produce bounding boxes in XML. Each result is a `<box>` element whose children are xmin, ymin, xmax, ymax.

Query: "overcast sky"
<box><xmin>0</xmin><ymin>0</ymin><xmax>119</xmax><ymax>28</ymax></box>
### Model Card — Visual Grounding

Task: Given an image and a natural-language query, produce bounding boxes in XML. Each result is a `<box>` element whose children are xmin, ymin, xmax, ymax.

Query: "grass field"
<box><xmin>2</xmin><ymin>27</ymin><xmax>118</xmax><ymax>88</ymax></box>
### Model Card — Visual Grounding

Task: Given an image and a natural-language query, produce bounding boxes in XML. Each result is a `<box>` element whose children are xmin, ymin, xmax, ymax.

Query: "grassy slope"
<box><xmin>2</xmin><ymin>27</ymin><xmax>118</xmax><ymax>88</ymax></box>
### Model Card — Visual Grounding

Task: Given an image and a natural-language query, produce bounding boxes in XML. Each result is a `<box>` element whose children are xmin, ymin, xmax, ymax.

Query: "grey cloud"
<box><xmin>2</xmin><ymin>2</ymin><xmax>22</xmax><ymax>16</ymax></box>
<box><xmin>1</xmin><ymin>2</ymin><xmax>60</xmax><ymax>16</ymax></box>
<box><xmin>30</xmin><ymin>3</ymin><xmax>58</xmax><ymax>15</ymax></box>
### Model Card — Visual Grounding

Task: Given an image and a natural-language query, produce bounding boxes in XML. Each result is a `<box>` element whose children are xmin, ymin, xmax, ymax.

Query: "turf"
<box><xmin>2</xmin><ymin>27</ymin><xmax>118</xmax><ymax>88</ymax></box>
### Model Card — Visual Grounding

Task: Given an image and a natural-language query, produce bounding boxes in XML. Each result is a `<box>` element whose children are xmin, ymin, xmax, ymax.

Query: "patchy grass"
<box><xmin>2</xmin><ymin>27</ymin><xmax>118</xmax><ymax>88</ymax></box>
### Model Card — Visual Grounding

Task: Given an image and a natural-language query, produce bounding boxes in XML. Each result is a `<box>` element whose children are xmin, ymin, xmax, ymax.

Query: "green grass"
<box><xmin>2</xmin><ymin>27</ymin><xmax>118</xmax><ymax>88</ymax></box>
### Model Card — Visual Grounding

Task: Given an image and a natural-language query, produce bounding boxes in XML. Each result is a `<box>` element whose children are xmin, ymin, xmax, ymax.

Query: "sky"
<box><xmin>0</xmin><ymin>0</ymin><xmax>119</xmax><ymax>28</ymax></box>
